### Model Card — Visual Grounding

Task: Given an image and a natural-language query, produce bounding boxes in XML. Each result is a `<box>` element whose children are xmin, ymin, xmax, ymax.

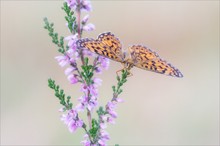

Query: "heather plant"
<box><xmin>44</xmin><ymin>1</ymin><xmax>184</xmax><ymax>145</ymax></box>
<box><xmin>44</xmin><ymin>0</ymin><xmax>127</xmax><ymax>145</ymax></box>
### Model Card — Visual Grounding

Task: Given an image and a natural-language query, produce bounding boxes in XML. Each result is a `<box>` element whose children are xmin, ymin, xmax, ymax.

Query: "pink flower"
<box><xmin>61</xmin><ymin>109</ymin><xmax>83</xmax><ymax>133</ymax></box>
<box><xmin>61</xmin><ymin>113</ymin><xmax>72</xmax><ymax>125</ymax></box>
<box><xmin>81</xmin><ymin>139</ymin><xmax>91</xmax><ymax>146</ymax></box>
<box><xmin>66</xmin><ymin>48</ymin><xmax>76</xmax><ymax>58</ymax></box>
<box><xmin>87</xmin><ymin>96</ymin><xmax>98</xmax><ymax>111</ymax></box>
<box><xmin>115</xmin><ymin>98</ymin><xmax>124</xmax><ymax>103</ymax></box>
<box><xmin>82</xmin><ymin>49</ymin><xmax>93</xmax><ymax>56</ymax></box>
<box><xmin>74</xmin><ymin>51</ymin><xmax>80</xmax><ymax>57</ymax></box>
<box><xmin>98</xmin><ymin>56</ymin><xmax>110</xmax><ymax>70</ymax></box>
<box><xmin>88</xmin><ymin>85</ymin><xmax>98</xmax><ymax>97</ymax></box>
<box><xmin>68</xmin><ymin>74</ymin><xmax>78</xmax><ymax>84</ymax></box>
<box><xmin>107</xmin><ymin>116</ymin><xmax>115</xmax><ymax>124</ymax></box>
<box><xmin>81</xmin><ymin>140</ymin><xmax>91</xmax><ymax>146</ymax></box>
<box><xmin>80</xmin><ymin>84</ymin><xmax>88</xmax><ymax>93</ymax></box>
<box><xmin>100</xmin><ymin>123</ymin><xmax>107</xmax><ymax>129</ymax></box>
<box><xmin>98</xmin><ymin>130</ymin><xmax>110</xmax><ymax>146</ymax></box>
<box><xmin>65</xmin><ymin>34</ymin><xmax>78</xmax><ymax>51</ymax></box>
<box><xmin>65</xmin><ymin>67</ymin><xmax>76</xmax><ymax>75</ymax></box>
<box><xmin>75</xmin><ymin>103</ymin><xmax>85</xmax><ymax>112</ymax></box>
<box><xmin>68</xmin><ymin>119</ymin><xmax>83</xmax><ymax>133</ymax></box>
<box><xmin>98</xmin><ymin>139</ymin><xmax>106</xmax><ymax>146</ymax></box>
<box><xmin>65</xmin><ymin>0</ymin><xmax>77</xmax><ymax>9</ymax></box>
<box><xmin>55</xmin><ymin>55</ymin><xmax>69</xmax><ymax>67</ymax></box>
<box><xmin>61</xmin><ymin>109</ymin><xmax>77</xmax><ymax>124</ymax></box>
<box><xmin>108</xmin><ymin>109</ymin><xmax>117</xmax><ymax>118</ymax></box>
<box><xmin>83</xmin><ymin>23</ymin><xmax>95</xmax><ymax>31</ymax></box>
<box><xmin>82</xmin><ymin>14</ymin><xmax>89</xmax><ymax>24</ymax></box>
<box><xmin>106</xmin><ymin>102</ymin><xmax>117</xmax><ymax>118</ymax></box>
<box><xmin>81</xmin><ymin>0</ymin><xmax>92</xmax><ymax>12</ymax></box>
<box><xmin>95</xmin><ymin>66</ymin><xmax>103</xmax><ymax>74</ymax></box>
<box><xmin>93</xmin><ymin>77</ymin><xmax>102</xmax><ymax>87</ymax></box>
<box><xmin>81</xmin><ymin>134</ymin><xmax>91</xmax><ymax>146</ymax></box>
<box><xmin>66</xmin><ymin>0</ymin><xmax>92</xmax><ymax>12</ymax></box>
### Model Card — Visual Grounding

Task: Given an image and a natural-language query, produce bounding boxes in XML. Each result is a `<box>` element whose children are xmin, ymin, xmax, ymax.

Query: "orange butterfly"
<box><xmin>76</xmin><ymin>32</ymin><xmax>183</xmax><ymax>78</ymax></box>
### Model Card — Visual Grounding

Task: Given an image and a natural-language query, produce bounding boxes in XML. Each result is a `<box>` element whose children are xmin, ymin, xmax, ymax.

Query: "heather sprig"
<box><xmin>48</xmin><ymin>78</ymin><xmax>73</xmax><ymax>110</ymax></box>
<box><xmin>81</xmin><ymin>57</ymin><xmax>94</xmax><ymax>85</ymax></box>
<box><xmin>62</xmin><ymin>2</ymin><xmax>77</xmax><ymax>33</ymax></box>
<box><xmin>44</xmin><ymin>0</ymin><xmax>128</xmax><ymax>145</ymax></box>
<box><xmin>43</xmin><ymin>18</ymin><xmax>66</xmax><ymax>54</ymax></box>
<box><xmin>113</xmin><ymin>70</ymin><xmax>128</xmax><ymax>97</ymax></box>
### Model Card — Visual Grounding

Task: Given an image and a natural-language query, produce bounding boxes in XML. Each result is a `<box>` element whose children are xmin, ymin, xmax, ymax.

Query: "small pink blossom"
<box><xmin>87</xmin><ymin>97</ymin><xmax>98</xmax><ymax>111</ymax></box>
<box><xmin>100</xmin><ymin>123</ymin><xmax>107</xmax><ymax>129</ymax></box>
<box><xmin>88</xmin><ymin>85</ymin><xmax>98</xmax><ymax>97</ymax></box>
<box><xmin>98</xmin><ymin>130</ymin><xmax>110</xmax><ymax>146</ymax></box>
<box><xmin>65</xmin><ymin>67</ymin><xmax>76</xmax><ymax>75</ymax></box>
<box><xmin>100</xmin><ymin>115</ymin><xmax>107</xmax><ymax>121</ymax></box>
<box><xmin>81</xmin><ymin>0</ymin><xmax>92</xmax><ymax>12</ymax></box>
<box><xmin>65</xmin><ymin>34</ymin><xmax>78</xmax><ymax>51</ymax></box>
<box><xmin>82</xmin><ymin>14</ymin><xmax>89</xmax><ymax>24</ymax></box>
<box><xmin>66</xmin><ymin>48</ymin><xmax>76</xmax><ymax>58</ymax></box>
<box><xmin>115</xmin><ymin>98</ymin><xmax>124</xmax><ymax>103</ymax></box>
<box><xmin>93</xmin><ymin>77</ymin><xmax>102</xmax><ymax>87</ymax></box>
<box><xmin>106</xmin><ymin>102</ymin><xmax>117</xmax><ymax>118</ymax></box>
<box><xmin>83</xmin><ymin>49</ymin><xmax>93</xmax><ymax>56</ymax></box>
<box><xmin>68</xmin><ymin>119</ymin><xmax>83</xmax><ymax>133</ymax></box>
<box><xmin>98</xmin><ymin>56</ymin><xmax>110</xmax><ymax>70</ymax></box>
<box><xmin>65</xmin><ymin>0</ymin><xmax>77</xmax><ymax>9</ymax></box>
<box><xmin>83</xmin><ymin>23</ymin><xmax>95</xmax><ymax>31</ymax></box>
<box><xmin>95</xmin><ymin>66</ymin><xmax>103</xmax><ymax>74</ymax></box>
<box><xmin>107</xmin><ymin>116</ymin><xmax>115</xmax><ymax>124</ymax></box>
<box><xmin>80</xmin><ymin>84</ymin><xmax>88</xmax><ymax>93</ymax></box>
<box><xmin>98</xmin><ymin>139</ymin><xmax>106</xmax><ymax>146</ymax></box>
<box><xmin>75</xmin><ymin>103</ymin><xmax>85</xmax><ymax>112</ymax></box>
<box><xmin>81</xmin><ymin>134</ymin><xmax>93</xmax><ymax>146</ymax></box>
<box><xmin>74</xmin><ymin>51</ymin><xmax>80</xmax><ymax>59</ymax></box>
<box><xmin>100</xmin><ymin>130</ymin><xmax>110</xmax><ymax>140</ymax></box>
<box><xmin>55</xmin><ymin>55</ymin><xmax>69</xmax><ymax>67</ymax></box>
<box><xmin>61</xmin><ymin>113</ymin><xmax>72</xmax><ymax>125</ymax></box>
<box><xmin>68</xmin><ymin>74</ymin><xmax>78</xmax><ymax>84</ymax></box>
<box><xmin>61</xmin><ymin>109</ymin><xmax>83</xmax><ymax>133</ymax></box>
<box><xmin>108</xmin><ymin>110</ymin><xmax>117</xmax><ymax>118</ymax></box>
<box><xmin>81</xmin><ymin>139</ymin><xmax>91</xmax><ymax>146</ymax></box>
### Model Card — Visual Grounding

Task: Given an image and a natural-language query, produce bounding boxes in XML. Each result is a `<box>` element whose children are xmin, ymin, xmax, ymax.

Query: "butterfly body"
<box><xmin>76</xmin><ymin>32</ymin><xmax>183</xmax><ymax>78</ymax></box>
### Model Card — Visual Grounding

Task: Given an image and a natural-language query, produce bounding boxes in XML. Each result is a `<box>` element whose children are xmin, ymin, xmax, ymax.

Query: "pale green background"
<box><xmin>1</xmin><ymin>1</ymin><xmax>219</xmax><ymax>145</ymax></box>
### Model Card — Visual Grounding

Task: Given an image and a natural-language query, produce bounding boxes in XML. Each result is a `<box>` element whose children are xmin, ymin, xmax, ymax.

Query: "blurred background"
<box><xmin>1</xmin><ymin>0</ymin><xmax>219</xmax><ymax>145</ymax></box>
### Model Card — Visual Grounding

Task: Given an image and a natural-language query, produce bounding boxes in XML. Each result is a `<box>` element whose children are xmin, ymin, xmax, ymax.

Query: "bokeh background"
<box><xmin>1</xmin><ymin>0</ymin><xmax>219</xmax><ymax>145</ymax></box>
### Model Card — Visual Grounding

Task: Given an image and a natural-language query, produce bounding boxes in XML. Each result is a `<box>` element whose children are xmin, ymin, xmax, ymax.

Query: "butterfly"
<box><xmin>76</xmin><ymin>32</ymin><xmax>183</xmax><ymax>78</ymax></box>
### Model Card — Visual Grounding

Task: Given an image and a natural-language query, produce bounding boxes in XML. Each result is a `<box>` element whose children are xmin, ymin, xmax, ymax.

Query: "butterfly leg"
<box><xmin>127</xmin><ymin>71</ymin><xmax>133</xmax><ymax>77</ymax></box>
<box><xmin>116</xmin><ymin>64</ymin><xmax>133</xmax><ymax>77</ymax></box>
<box><xmin>116</xmin><ymin>69</ymin><xmax>124</xmax><ymax>77</ymax></box>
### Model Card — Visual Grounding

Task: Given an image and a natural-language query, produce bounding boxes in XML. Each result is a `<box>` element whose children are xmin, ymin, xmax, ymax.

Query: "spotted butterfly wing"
<box><xmin>128</xmin><ymin>45</ymin><xmax>183</xmax><ymax>77</ymax></box>
<box><xmin>77</xmin><ymin>32</ymin><xmax>124</xmax><ymax>62</ymax></box>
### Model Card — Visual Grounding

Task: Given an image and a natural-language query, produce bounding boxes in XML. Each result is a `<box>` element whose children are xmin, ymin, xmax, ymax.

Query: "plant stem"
<box><xmin>86</xmin><ymin>90</ymin><xmax>92</xmax><ymax>129</ymax></box>
<box><xmin>76</xmin><ymin>0</ymin><xmax>92</xmax><ymax>130</ymax></box>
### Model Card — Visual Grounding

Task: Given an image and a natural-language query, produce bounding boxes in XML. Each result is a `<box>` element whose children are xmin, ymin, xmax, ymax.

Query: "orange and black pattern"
<box><xmin>77</xmin><ymin>32</ymin><xmax>123</xmax><ymax>62</ymax></box>
<box><xmin>77</xmin><ymin>32</ymin><xmax>183</xmax><ymax>78</ymax></box>
<box><xmin>128</xmin><ymin>45</ymin><xmax>183</xmax><ymax>77</ymax></box>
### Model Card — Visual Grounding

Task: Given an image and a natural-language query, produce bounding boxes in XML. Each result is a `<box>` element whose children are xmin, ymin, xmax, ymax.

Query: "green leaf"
<box><xmin>89</xmin><ymin>119</ymin><xmax>99</xmax><ymax>140</ymax></box>
<box><xmin>43</xmin><ymin>18</ymin><xmax>65</xmax><ymax>54</ymax></box>
<box><xmin>117</xmin><ymin>75</ymin><xmax>120</xmax><ymax>81</ymax></box>
<box><xmin>112</xmin><ymin>85</ymin><xmax>116</xmax><ymax>92</ymax></box>
<box><xmin>84</xmin><ymin>57</ymin><xmax>89</xmax><ymax>65</ymax></box>
<box><xmin>48</xmin><ymin>78</ymin><xmax>72</xmax><ymax>110</ymax></box>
